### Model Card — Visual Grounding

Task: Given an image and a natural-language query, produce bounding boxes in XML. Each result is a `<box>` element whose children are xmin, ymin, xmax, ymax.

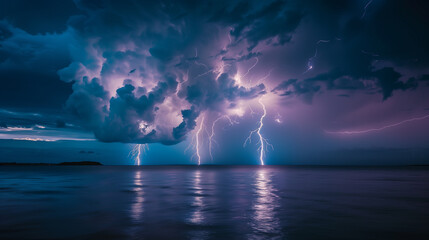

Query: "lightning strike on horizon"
<box><xmin>195</xmin><ymin>116</ymin><xmax>205</xmax><ymax>165</ymax></box>
<box><xmin>325</xmin><ymin>114</ymin><xmax>429</xmax><ymax>135</ymax></box>
<box><xmin>208</xmin><ymin>115</ymin><xmax>234</xmax><ymax>161</ymax></box>
<box><xmin>130</xmin><ymin>144</ymin><xmax>149</xmax><ymax>165</ymax></box>
<box><xmin>244</xmin><ymin>97</ymin><xmax>273</xmax><ymax>165</ymax></box>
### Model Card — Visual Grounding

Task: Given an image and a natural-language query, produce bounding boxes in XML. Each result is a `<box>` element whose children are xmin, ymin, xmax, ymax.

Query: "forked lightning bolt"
<box><xmin>130</xmin><ymin>144</ymin><xmax>149</xmax><ymax>165</ymax></box>
<box><xmin>244</xmin><ymin>97</ymin><xmax>273</xmax><ymax>165</ymax></box>
<box><xmin>209</xmin><ymin>115</ymin><xmax>234</xmax><ymax>161</ymax></box>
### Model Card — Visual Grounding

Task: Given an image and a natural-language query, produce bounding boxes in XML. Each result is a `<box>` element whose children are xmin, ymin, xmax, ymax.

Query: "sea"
<box><xmin>0</xmin><ymin>166</ymin><xmax>428</xmax><ymax>240</ymax></box>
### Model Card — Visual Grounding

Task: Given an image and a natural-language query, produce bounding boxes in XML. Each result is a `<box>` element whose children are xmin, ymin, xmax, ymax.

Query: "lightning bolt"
<box><xmin>129</xmin><ymin>144</ymin><xmax>149</xmax><ymax>165</ymax></box>
<box><xmin>195</xmin><ymin>116</ymin><xmax>205</xmax><ymax>165</ymax></box>
<box><xmin>304</xmin><ymin>40</ymin><xmax>330</xmax><ymax>73</ymax></box>
<box><xmin>208</xmin><ymin>115</ymin><xmax>234</xmax><ymax>161</ymax></box>
<box><xmin>255</xmin><ymin>68</ymin><xmax>274</xmax><ymax>85</ymax></box>
<box><xmin>325</xmin><ymin>114</ymin><xmax>429</xmax><ymax>135</ymax></box>
<box><xmin>361</xmin><ymin>0</ymin><xmax>374</xmax><ymax>19</ymax></box>
<box><xmin>242</xmin><ymin>57</ymin><xmax>259</xmax><ymax>83</ymax></box>
<box><xmin>194</xmin><ymin>69</ymin><xmax>213</xmax><ymax>79</ymax></box>
<box><xmin>244</xmin><ymin>97</ymin><xmax>273</xmax><ymax>165</ymax></box>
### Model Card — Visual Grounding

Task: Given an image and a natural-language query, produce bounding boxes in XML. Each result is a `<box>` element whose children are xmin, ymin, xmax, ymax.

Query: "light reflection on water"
<box><xmin>188</xmin><ymin>170</ymin><xmax>204</xmax><ymax>225</ymax></box>
<box><xmin>187</xmin><ymin>170</ymin><xmax>210</xmax><ymax>240</ymax></box>
<box><xmin>1</xmin><ymin>166</ymin><xmax>429</xmax><ymax>240</ymax></box>
<box><xmin>130</xmin><ymin>171</ymin><xmax>144</xmax><ymax>222</ymax></box>
<box><xmin>250</xmin><ymin>169</ymin><xmax>281</xmax><ymax>238</ymax></box>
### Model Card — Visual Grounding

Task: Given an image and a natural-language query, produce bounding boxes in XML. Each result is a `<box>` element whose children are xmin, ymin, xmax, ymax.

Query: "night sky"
<box><xmin>0</xmin><ymin>0</ymin><xmax>428</xmax><ymax>165</ymax></box>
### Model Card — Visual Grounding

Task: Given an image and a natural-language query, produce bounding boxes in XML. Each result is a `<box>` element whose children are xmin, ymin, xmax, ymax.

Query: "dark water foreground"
<box><xmin>0</xmin><ymin>166</ymin><xmax>428</xmax><ymax>240</ymax></box>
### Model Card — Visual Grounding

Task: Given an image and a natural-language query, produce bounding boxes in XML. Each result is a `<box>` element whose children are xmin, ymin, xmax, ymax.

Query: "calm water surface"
<box><xmin>0</xmin><ymin>166</ymin><xmax>428</xmax><ymax>240</ymax></box>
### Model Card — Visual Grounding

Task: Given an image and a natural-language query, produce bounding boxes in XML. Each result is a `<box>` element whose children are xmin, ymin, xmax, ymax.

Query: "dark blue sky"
<box><xmin>0</xmin><ymin>0</ymin><xmax>428</xmax><ymax>165</ymax></box>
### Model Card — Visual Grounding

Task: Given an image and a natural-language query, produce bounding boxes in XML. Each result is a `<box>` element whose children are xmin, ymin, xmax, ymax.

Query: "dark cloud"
<box><xmin>172</xmin><ymin>107</ymin><xmax>200</xmax><ymax>143</ymax></box>
<box><xmin>0</xmin><ymin>71</ymin><xmax>72</xmax><ymax>110</ymax></box>
<box><xmin>93</xmin><ymin>78</ymin><xmax>177</xmax><ymax>143</ymax></box>
<box><xmin>56</xmin><ymin>119</ymin><xmax>66</xmax><ymax>128</ymax></box>
<box><xmin>211</xmin><ymin>0</ymin><xmax>303</xmax><ymax>49</ymax></box>
<box><xmin>0</xmin><ymin>0</ymin><xmax>79</xmax><ymax>34</ymax></box>
<box><xmin>271</xmin><ymin>0</ymin><xmax>429</xmax><ymax>102</ymax></box>
<box><xmin>273</xmin><ymin>66</ymin><xmax>419</xmax><ymax>102</ymax></box>
<box><xmin>65</xmin><ymin>77</ymin><xmax>108</xmax><ymax>131</ymax></box>
<box><xmin>55</xmin><ymin>0</ymin><xmax>278</xmax><ymax>145</ymax></box>
<box><xmin>373</xmin><ymin>67</ymin><xmax>417</xmax><ymax>100</ymax></box>
<box><xmin>361</xmin><ymin>0</ymin><xmax>429</xmax><ymax>65</ymax></box>
<box><xmin>185</xmin><ymin>73</ymin><xmax>266</xmax><ymax>111</ymax></box>
<box><xmin>0</xmin><ymin>0</ymin><xmax>428</xmax><ymax>149</ymax></box>
<box><xmin>0</xmin><ymin>21</ymin><xmax>74</xmax><ymax>111</ymax></box>
<box><xmin>272</xmin><ymin>79</ymin><xmax>321</xmax><ymax>103</ymax></box>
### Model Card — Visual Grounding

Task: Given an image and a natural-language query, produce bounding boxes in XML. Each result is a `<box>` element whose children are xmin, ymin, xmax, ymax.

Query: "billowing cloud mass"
<box><xmin>1</xmin><ymin>0</ymin><xmax>428</xmax><ymax>151</ymax></box>
<box><xmin>56</xmin><ymin>0</ymin><xmax>295</xmax><ymax>144</ymax></box>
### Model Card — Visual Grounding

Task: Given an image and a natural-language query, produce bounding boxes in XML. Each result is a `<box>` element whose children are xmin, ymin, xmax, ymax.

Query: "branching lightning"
<box><xmin>244</xmin><ymin>97</ymin><xmax>273</xmax><ymax>165</ymax></box>
<box><xmin>208</xmin><ymin>115</ymin><xmax>234</xmax><ymax>161</ymax></box>
<box><xmin>183</xmin><ymin>38</ymin><xmax>275</xmax><ymax>165</ymax></box>
<box><xmin>326</xmin><ymin>114</ymin><xmax>429</xmax><ymax>135</ymax></box>
<box><xmin>129</xmin><ymin>144</ymin><xmax>149</xmax><ymax>165</ymax></box>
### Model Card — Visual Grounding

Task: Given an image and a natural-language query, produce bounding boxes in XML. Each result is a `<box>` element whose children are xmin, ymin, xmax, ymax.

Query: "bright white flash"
<box><xmin>130</xmin><ymin>144</ymin><xmax>149</xmax><ymax>165</ymax></box>
<box><xmin>326</xmin><ymin>114</ymin><xmax>429</xmax><ymax>135</ymax></box>
<box><xmin>244</xmin><ymin>97</ymin><xmax>273</xmax><ymax>165</ymax></box>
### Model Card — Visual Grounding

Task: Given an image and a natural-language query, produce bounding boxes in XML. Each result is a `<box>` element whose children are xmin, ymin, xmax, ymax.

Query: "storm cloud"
<box><xmin>0</xmin><ymin>0</ymin><xmax>428</xmax><ymax>148</ymax></box>
<box><xmin>56</xmin><ymin>0</ymin><xmax>280</xmax><ymax>144</ymax></box>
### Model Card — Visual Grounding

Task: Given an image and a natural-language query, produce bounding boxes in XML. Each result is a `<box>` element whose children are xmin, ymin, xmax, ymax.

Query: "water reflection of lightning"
<box><xmin>130</xmin><ymin>171</ymin><xmax>144</xmax><ymax>222</ymax></box>
<box><xmin>209</xmin><ymin>115</ymin><xmax>234</xmax><ymax>161</ymax></box>
<box><xmin>251</xmin><ymin>170</ymin><xmax>280</xmax><ymax>236</ymax></box>
<box><xmin>244</xmin><ymin>97</ymin><xmax>273</xmax><ymax>165</ymax></box>
<box><xmin>325</xmin><ymin>114</ymin><xmax>429</xmax><ymax>135</ymax></box>
<box><xmin>129</xmin><ymin>144</ymin><xmax>149</xmax><ymax>165</ymax></box>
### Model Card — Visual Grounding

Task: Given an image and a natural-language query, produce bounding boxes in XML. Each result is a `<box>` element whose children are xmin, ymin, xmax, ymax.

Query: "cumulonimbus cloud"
<box><xmin>57</xmin><ymin>0</ymin><xmax>295</xmax><ymax>144</ymax></box>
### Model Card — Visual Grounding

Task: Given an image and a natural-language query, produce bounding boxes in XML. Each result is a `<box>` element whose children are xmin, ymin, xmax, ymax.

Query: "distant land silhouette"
<box><xmin>0</xmin><ymin>161</ymin><xmax>102</xmax><ymax>166</ymax></box>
